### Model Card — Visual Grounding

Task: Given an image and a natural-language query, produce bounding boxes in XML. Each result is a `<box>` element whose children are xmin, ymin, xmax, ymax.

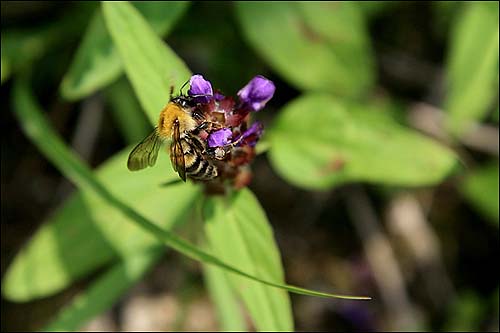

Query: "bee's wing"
<box><xmin>169</xmin><ymin>121</ymin><xmax>187</xmax><ymax>182</ymax></box>
<box><xmin>127</xmin><ymin>128</ymin><xmax>163</xmax><ymax>171</ymax></box>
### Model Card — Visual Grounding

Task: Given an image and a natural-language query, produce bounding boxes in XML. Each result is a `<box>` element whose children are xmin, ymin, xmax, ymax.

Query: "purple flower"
<box><xmin>237</xmin><ymin>75</ymin><xmax>275</xmax><ymax>111</ymax></box>
<box><xmin>208</xmin><ymin>128</ymin><xmax>232</xmax><ymax>147</ymax></box>
<box><xmin>188</xmin><ymin>74</ymin><xmax>213</xmax><ymax>103</ymax></box>
<box><xmin>236</xmin><ymin>122</ymin><xmax>263</xmax><ymax>147</ymax></box>
<box><xmin>213</xmin><ymin>91</ymin><xmax>225</xmax><ymax>101</ymax></box>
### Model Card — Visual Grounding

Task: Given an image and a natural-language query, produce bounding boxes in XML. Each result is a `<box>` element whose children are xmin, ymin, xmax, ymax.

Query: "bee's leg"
<box><xmin>191</xmin><ymin>120</ymin><xmax>213</xmax><ymax>135</ymax></box>
<box><xmin>160</xmin><ymin>178</ymin><xmax>183</xmax><ymax>187</ymax></box>
<box><xmin>192</xmin><ymin>109</ymin><xmax>206</xmax><ymax>123</ymax></box>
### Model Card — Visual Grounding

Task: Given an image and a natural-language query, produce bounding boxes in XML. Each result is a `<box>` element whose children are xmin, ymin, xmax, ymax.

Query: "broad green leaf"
<box><xmin>61</xmin><ymin>2</ymin><xmax>190</xmax><ymax>100</ymax></box>
<box><xmin>11</xmin><ymin>78</ymin><xmax>369</xmax><ymax>301</ymax></box>
<box><xmin>204</xmin><ymin>264</ymin><xmax>246</xmax><ymax>331</ymax></box>
<box><xmin>204</xmin><ymin>189</ymin><xmax>293</xmax><ymax>331</ymax></box>
<box><xmin>268</xmin><ymin>94</ymin><xmax>458</xmax><ymax>190</ymax></box>
<box><xmin>3</xmin><ymin>81</ymin><xmax>201</xmax><ymax>302</ymax></box>
<box><xmin>462</xmin><ymin>162</ymin><xmax>499</xmax><ymax>224</ymax></box>
<box><xmin>102</xmin><ymin>1</ymin><xmax>191</xmax><ymax>124</ymax></box>
<box><xmin>105</xmin><ymin>78</ymin><xmax>150</xmax><ymax>144</ymax></box>
<box><xmin>444</xmin><ymin>2</ymin><xmax>499</xmax><ymax>136</ymax></box>
<box><xmin>44</xmin><ymin>248</ymin><xmax>163</xmax><ymax>331</ymax></box>
<box><xmin>235</xmin><ymin>2</ymin><xmax>374</xmax><ymax>98</ymax></box>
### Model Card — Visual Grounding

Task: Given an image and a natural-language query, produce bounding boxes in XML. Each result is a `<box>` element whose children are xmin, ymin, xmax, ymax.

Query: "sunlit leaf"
<box><xmin>204</xmin><ymin>189</ymin><xmax>294</xmax><ymax>331</ymax></box>
<box><xmin>102</xmin><ymin>1</ymin><xmax>191</xmax><ymax>124</ymax></box>
<box><xmin>444</xmin><ymin>2</ymin><xmax>499</xmax><ymax>136</ymax></box>
<box><xmin>268</xmin><ymin>94</ymin><xmax>458</xmax><ymax>190</ymax></box>
<box><xmin>43</xmin><ymin>248</ymin><xmax>163</xmax><ymax>331</ymax></box>
<box><xmin>61</xmin><ymin>2</ymin><xmax>190</xmax><ymax>100</ymax></box>
<box><xmin>462</xmin><ymin>161</ymin><xmax>499</xmax><ymax>224</ymax></box>
<box><xmin>235</xmin><ymin>2</ymin><xmax>374</xmax><ymax>98</ymax></box>
<box><xmin>203</xmin><ymin>264</ymin><xmax>246</xmax><ymax>331</ymax></box>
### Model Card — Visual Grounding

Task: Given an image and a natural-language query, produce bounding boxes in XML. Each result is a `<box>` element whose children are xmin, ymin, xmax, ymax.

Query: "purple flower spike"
<box><xmin>188</xmin><ymin>74</ymin><xmax>213</xmax><ymax>103</ymax></box>
<box><xmin>208</xmin><ymin>128</ymin><xmax>232</xmax><ymax>147</ymax></box>
<box><xmin>237</xmin><ymin>75</ymin><xmax>275</xmax><ymax>111</ymax></box>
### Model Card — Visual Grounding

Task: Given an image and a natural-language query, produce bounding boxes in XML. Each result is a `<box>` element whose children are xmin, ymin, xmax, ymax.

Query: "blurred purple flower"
<box><xmin>237</xmin><ymin>75</ymin><xmax>275</xmax><ymax>111</ymax></box>
<box><xmin>213</xmin><ymin>91</ymin><xmax>225</xmax><ymax>101</ymax></box>
<box><xmin>207</xmin><ymin>128</ymin><xmax>232</xmax><ymax>147</ymax></box>
<box><xmin>188</xmin><ymin>74</ymin><xmax>213</xmax><ymax>103</ymax></box>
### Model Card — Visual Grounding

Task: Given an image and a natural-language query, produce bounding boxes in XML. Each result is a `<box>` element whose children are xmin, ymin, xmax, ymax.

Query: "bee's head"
<box><xmin>169</xmin><ymin>81</ymin><xmax>212</xmax><ymax>109</ymax></box>
<box><xmin>170</xmin><ymin>95</ymin><xmax>192</xmax><ymax>108</ymax></box>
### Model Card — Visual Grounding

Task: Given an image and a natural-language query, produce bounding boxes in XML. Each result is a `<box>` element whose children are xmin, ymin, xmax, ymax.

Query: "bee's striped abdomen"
<box><xmin>181</xmin><ymin>136</ymin><xmax>218</xmax><ymax>181</ymax></box>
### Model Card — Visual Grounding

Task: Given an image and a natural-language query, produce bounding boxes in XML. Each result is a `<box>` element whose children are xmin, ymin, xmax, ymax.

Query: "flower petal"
<box><xmin>188</xmin><ymin>74</ymin><xmax>213</xmax><ymax>103</ymax></box>
<box><xmin>237</xmin><ymin>75</ymin><xmax>275</xmax><ymax>111</ymax></box>
<box><xmin>236</xmin><ymin>122</ymin><xmax>264</xmax><ymax>147</ymax></box>
<box><xmin>207</xmin><ymin>128</ymin><xmax>232</xmax><ymax>147</ymax></box>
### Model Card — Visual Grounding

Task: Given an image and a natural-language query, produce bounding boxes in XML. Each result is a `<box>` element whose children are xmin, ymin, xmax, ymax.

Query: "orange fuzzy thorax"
<box><xmin>157</xmin><ymin>102</ymin><xmax>197</xmax><ymax>139</ymax></box>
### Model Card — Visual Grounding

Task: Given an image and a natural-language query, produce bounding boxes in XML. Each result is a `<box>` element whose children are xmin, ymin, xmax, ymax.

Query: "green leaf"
<box><xmin>268</xmin><ymin>94</ymin><xmax>458</xmax><ymax>190</ymax></box>
<box><xmin>235</xmin><ymin>2</ymin><xmax>374</xmax><ymax>98</ymax></box>
<box><xmin>102</xmin><ymin>1</ymin><xmax>191</xmax><ymax>124</ymax></box>
<box><xmin>204</xmin><ymin>189</ymin><xmax>293</xmax><ymax>331</ymax></box>
<box><xmin>61</xmin><ymin>2</ymin><xmax>190</xmax><ymax>101</ymax></box>
<box><xmin>461</xmin><ymin>161</ymin><xmax>499</xmax><ymax>224</ymax></box>
<box><xmin>493</xmin><ymin>106</ymin><xmax>499</xmax><ymax>123</ymax></box>
<box><xmin>204</xmin><ymin>264</ymin><xmax>246</xmax><ymax>331</ymax></box>
<box><xmin>444</xmin><ymin>2</ymin><xmax>499</xmax><ymax>136</ymax></box>
<box><xmin>3</xmin><ymin>82</ymin><xmax>201</xmax><ymax>302</ymax></box>
<box><xmin>105</xmin><ymin>78</ymin><xmax>150</xmax><ymax>144</ymax></box>
<box><xmin>1</xmin><ymin>54</ymin><xmax>10</xmax><ymax>84</ymax></box>
<box><xmin>443</xmin><ymin>291</ymin><xmax>483</xmax><ymax>331</ymax></box>
<box><xmin>43</xmin><ymin>248</ymin><xmax>163</xmax><ymax>331</ymax></box>
<box><xmin>357</xmin><ymin>1</ymin><xmax>398</xmax><ymax>18</ymax></box>
<box><xmin>11</xmin><ymin>78</ymin><xmax>369</xmax><ymax>302</ymax></box>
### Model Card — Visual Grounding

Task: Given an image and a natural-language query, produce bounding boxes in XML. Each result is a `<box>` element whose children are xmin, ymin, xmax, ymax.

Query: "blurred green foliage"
<box><xmin>268</xmin><ymin>94</ymin><xmax>457</xmax><ymax>190</ymax></box>
<box><xmin>236</xmin><ymin>2</ymin><xmax>374</xmax><ymax>98</ymax></box>
<box><xmin>61</xmin><ymin>2</ymin><xmax>190</xmax><ymax>100</ymax></box>
<box><xmin>444</xmin><ymin>2</ymin><xmax>499</xmax><ymax>136</ymax></box>
<box><xmin>462</xmin><ymin>162</ymin><xmax>499</xmax><ymax>224</ymax></box>
<box><xmin>1</xmin><ymin>1</ymin><xmax>498</xmax><ymax>331</ymax></box>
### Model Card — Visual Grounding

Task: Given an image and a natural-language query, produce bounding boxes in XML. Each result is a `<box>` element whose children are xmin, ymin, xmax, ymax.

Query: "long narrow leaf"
<box><xmin>12</xmin><ymin>78</ymin><xmax>369</xmax><ymax>301</ymax></box>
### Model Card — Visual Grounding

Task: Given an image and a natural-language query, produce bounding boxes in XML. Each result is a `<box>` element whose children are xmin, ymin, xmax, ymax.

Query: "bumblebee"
<box><xmin>127</xmin><ymin>95</ymin><xmax>218</xmax><ymax>182</ymax></box>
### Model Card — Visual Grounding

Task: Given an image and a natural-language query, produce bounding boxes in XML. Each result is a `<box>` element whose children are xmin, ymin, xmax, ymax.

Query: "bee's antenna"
<box><xmin>169</xmin><ymin>85</ymin><xmax>174</xmax><ymax>99</ymax></box>
<box><xmin>179</xmin><ymin>79</ymin><xmax>190</xmax><ymax>96</ymax></box>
